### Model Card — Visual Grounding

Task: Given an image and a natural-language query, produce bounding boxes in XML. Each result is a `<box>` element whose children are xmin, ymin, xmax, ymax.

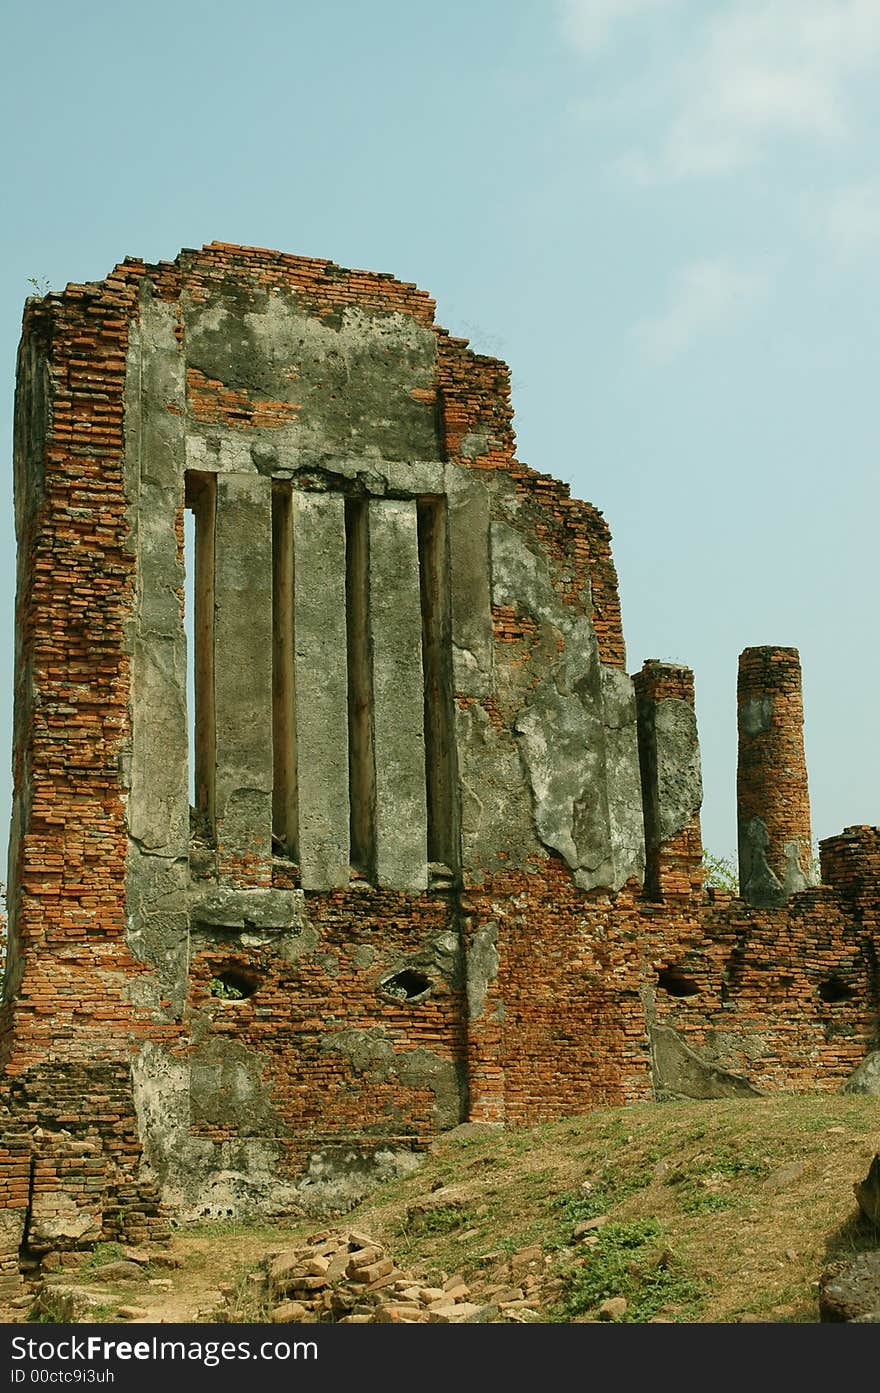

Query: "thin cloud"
<box><xmin>822</xmin><ymin>180</ymin><xmax>880</xmax><ymax>260</ymax></box>
<box><xmin>605</xmin><ymin>0</ymin><xmax>880</xmax><ymax>180</ymax></box>
<box><xmin>632</xmin><ymin>259</ymin><xmax>769</xmax><ymax>362</ymax></box>
<box><xmin>559</xmin><ymin>0</ymin><xmax>676</xmax><ymax>54</ymax></box>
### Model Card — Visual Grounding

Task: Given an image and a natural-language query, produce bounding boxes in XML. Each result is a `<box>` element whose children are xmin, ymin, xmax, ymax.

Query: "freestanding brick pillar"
<box><xmin>737</xmin><ymin>646</ymin><xmax>813</xmax><ymax>906</ymax></box>
<box><xmin>633</xmin><ymin>660</ymin><xmax>703</xmax><ymax>901</ymax></box>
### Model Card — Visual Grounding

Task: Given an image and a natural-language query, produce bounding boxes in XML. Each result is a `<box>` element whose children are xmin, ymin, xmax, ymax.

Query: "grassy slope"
<box><xmin>33</xmin><ymin>1095</ymin><xmax>880</xmax><ymax>1324</ymax></box>
<box><xmin>190</xmin><ymin>1094</ymin><xmax>880</xmax><ymax>1324</ymax></box>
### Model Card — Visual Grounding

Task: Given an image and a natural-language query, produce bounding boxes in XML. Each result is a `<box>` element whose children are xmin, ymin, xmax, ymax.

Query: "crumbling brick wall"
<box><xmin>1</xmin><ymin>244</ymin><xmax>876</xmax><ymax>1277</ymax></box>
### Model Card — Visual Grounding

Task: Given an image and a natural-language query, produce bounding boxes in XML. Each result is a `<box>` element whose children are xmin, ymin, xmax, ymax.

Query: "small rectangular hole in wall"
<box><xmin>345</xmin><ymin>497</ymin><xmax>376</xmax><ymax>879</ymax></box>
<box><xmin>417</xmin><ymin>496</ymin><xmax>458</xmax><ymax>871</ymax></box>
<box><xmin>272</xmin><ymin>482</ymin><xmax>298</xmax><ymax>862</ymax></box>
<box><xmin>184</xmin><ymin>471</ymin><xmax>216</xmax><ymax>841</ymax></box>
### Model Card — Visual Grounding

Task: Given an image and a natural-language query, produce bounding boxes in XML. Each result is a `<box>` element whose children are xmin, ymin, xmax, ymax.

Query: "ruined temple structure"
<box><xmin>1</xmin><ymin>242</ymin><xmax>878</xmax><ymax>1289</ymax></box>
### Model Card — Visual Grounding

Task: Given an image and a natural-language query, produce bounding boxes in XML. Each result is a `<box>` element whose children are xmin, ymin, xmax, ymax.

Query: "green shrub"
<box><xmin>553</xmin><ymin>1219</ymin><xmax>704</xmax><ymax>1322</ymax></box>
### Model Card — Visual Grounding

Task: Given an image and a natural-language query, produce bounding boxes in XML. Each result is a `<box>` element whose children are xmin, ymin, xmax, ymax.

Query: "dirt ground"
<box><xmin>5</xmin><ymin>1093</ymin><xmax>879</xmax><ymax>1325</ymax></box>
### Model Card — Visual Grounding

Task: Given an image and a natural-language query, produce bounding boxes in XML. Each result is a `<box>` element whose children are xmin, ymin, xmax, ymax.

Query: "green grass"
<box><xmin>80</xmin><ymin>1242</ymin><xmax>127</xmax><ymax>1269</ymax></box>
<box><xmin>38</xmin><ymin>1093</ymin><xmax>879</xmax><ymax>1327</ymax></box>
<box><xmin>676</xmin><ymin>1190</ymin><xmax>734</xmax><ymax>1215</ymax></box>
<box><xmin>395</xmin><ymin>1205</ymin><xmax>473</xmax><ymax>1238</ymax></box>
<box><xmin>551</xmin><ymin>1219</ymin><xmax>705</xmax><ymax>1323</ymax></box>
<box><xmin>545</xmin><ymin>1172</ymin><xmax>648</xmax><ymax>1248</ymax></box>
<box><xmin>666</xmin><ymin>1147</ymin><xmax>769</xmax><ymax>1214</ymax></box>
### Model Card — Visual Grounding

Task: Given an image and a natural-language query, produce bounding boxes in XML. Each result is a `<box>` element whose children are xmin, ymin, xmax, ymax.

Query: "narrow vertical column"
<box><xmin>463</xmin><ymin>912</ymin><xmax>506</xmax><ymax>1125</ymax></box>
<box><xmin>214</xmin><ymin>473</ymin><xmax>273</xmax><ymax>885</ymax></box>
<box><xmin>369</xmin><ymin>498</ymin><xmax>428</xmax><ymax>890</ymax></box>
<box><xmin>417</xmin><ymin>497</ymin><xmax>458</xmax><ymax>872</ymax></box>
<box><xmin>292</xmin><ymin>491</ymin><xmax>350</xmax><ymax>890</ymax></box>
<box><xmin>129</xmin><ymin>298</ymin><xmax>190</xmax><ymax>859</ymax></box>
<box><xmin>345</xmin><ymin>498</ymin><xmax>375</xmax><ymax>881</ymax></box>
<box><xmin>737</xmin><ymin>646</ymin><xmax>812</xmax><ymax>906</ymax></box>
<box><xmin>444</xmin><ymin>465</ymin><xmax>494</xmax><ymax>698</ymax></box>
<box><xmin>272</xmin><ymin>483</ymin><xmax>297</xmax><ymax>861</ymax></box>
<box><xmin>444</xmin><ymin>465</ymin><xmax>493</xmax><ymax>884</ymax></box>
<box><xmin>187</xmin><ymin>472</ymin><xmax>216</xmax><ymax>836</ymax></box>
<box><xmin>634</xmin><ymin>660</ymin><xmax>703</xmax><ymax>901</ymax></box>
<box><xmin>125</xmin><ymin>296</ymin><xmax>190</xmax><ymax>1019</ymax></box>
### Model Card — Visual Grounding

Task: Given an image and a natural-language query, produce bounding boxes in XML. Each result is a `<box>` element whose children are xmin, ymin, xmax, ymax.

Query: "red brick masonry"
<box><xmin>1</xmin><ymin>245</ymin><xmax>876</xmax><ymax>1289</ymax></box>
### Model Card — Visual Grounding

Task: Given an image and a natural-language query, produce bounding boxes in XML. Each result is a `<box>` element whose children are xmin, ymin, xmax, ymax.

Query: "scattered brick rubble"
<box><xmin>217</xmin><ymin>1227</ymin><xmax>554</xmax><ymax>1324</ymax></box>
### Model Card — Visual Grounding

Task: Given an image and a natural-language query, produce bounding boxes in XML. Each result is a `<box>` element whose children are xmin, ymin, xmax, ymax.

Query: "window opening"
<box><xmin>657</xmin><ymin>965</ymin><xmax>700</xmax><ymax>997</ymax></box>
<box><xmin>819</xmin><ymin>974</ymin><xmax>855</xmax><ymax>1003</ymax></box>
<box><xmin>417</xmin><ymin>497</ymin><xmax>457</xmax><ymax>871</ymax></box>
<box><xmin>272</xmin><ymin>483</ymin><xmax>298</xmax><ymax>861</ymax></box>
<box><xmin>345</xmin><ymin>498</ymin><xmax>376</xmax><ymax>879</ymax></box>
<box><xmin>209</xmin><ymin>967</ymin><xmax>259</xmax><ymax>1001</ymax></box>
<box><xmin>185</xmin><ymin>472</ymin><xmax>216</xmax><ymax>840</ymax></box>
<box><xmin>380</xmin><ymin>968</ymin><xmax>432</xmax><ymax>1002</ymax></box>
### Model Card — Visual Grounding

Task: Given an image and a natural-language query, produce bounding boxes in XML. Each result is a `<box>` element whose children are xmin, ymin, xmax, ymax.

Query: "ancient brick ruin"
<box><xmin>1</xmin><ymin>242</ymin><xmax>877</xmax><ymax>1294</ymax></box>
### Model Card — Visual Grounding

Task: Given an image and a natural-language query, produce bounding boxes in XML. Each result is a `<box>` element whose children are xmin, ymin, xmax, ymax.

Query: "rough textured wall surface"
<box><xmin>1</xmin><ymin>243</ymin><xmax>877</xmax><ymax>1292</ymax></box>
<box><xmin>737</xmin><ymin>646</ymin><xmax>813</xmax><ymax>906</ymax></box>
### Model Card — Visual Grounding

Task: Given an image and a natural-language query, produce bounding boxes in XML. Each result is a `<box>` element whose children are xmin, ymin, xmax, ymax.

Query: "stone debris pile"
<box><xmin>237</xmin><ymin>1228</ymin><xmax>543</xmax><ymax>1324</ymax></box>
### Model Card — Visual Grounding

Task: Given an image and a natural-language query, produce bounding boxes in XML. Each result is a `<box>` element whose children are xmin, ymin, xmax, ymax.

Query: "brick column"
<box><xmin>737</xmin><ymin>646</ymin><xmax>812</xmax><ymax>906</ymax></box>
<box><xmin>633</xmin><ymin>661</ymin><xmax>703</xmax><ymax>901</ymax></box>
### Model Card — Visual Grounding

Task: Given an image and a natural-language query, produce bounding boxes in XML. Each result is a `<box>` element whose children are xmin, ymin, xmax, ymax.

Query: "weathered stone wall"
<box><xmin>634</xmin><ymin>660</ymin><xmax>703</xmax><ymax>902</ymax></box>
<box><xmin>2</xmin><ymin>243</ymin><xmax>877</xmax><ymax>1270</ymax></box>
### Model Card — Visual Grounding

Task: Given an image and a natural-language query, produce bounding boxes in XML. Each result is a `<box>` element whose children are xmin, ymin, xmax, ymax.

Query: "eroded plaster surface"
<box><xmin>492</xmin><ymin>520</ymin><xmax>645</xmax><ymax>890</ymax></box>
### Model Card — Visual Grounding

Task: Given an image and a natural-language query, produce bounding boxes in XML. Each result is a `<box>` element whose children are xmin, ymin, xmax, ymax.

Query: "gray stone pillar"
<box><xmin>214</xmin><ymin>473</ymin><xmax>273</xmax><ymax>883</ymax></box>
<box><xmin>124</xmin><ymin>295</ymin><xmax>192</xmax><ymax>1014</ymax></box>
<box><xmin>369</xmin><ymin>498</ymin><xmax>428</xmax><ymax>890</ymax></box>
<box><xmin>445</xmin><ymin>464</ymin><xmax>493</xmax><ymax>698</ymax></box>
<box><xmin>128</xmin><ymin>297</ymin><xmax>189</xmax><ymax>858</ymax></box>
<box><xmin>292</xmin><ymin>491</ymin><xmax>351</xmax><ymax>890</ymax></box>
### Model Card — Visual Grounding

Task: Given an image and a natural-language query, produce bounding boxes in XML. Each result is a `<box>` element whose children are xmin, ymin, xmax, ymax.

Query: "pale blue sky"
<box><xmin>2</xmin><ymin>0</ymin><xmax>878</xmax><ymax>863</ymax></box>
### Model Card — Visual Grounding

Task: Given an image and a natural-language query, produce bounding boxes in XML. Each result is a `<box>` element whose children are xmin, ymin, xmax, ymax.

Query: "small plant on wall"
<box><xmin>702</xmin><ymin>851</ymin><xmax>738</xmax><ymax>893</ymax></box>
<box><xmin>209</xmin><ymin>975</ymin><xmax>244</xmax><ymax>1000</ymax></box>
<box><xmin>208</xmin><ymin>968</ymin><xmax>258</xmax><ymax>1001</ymax></box>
